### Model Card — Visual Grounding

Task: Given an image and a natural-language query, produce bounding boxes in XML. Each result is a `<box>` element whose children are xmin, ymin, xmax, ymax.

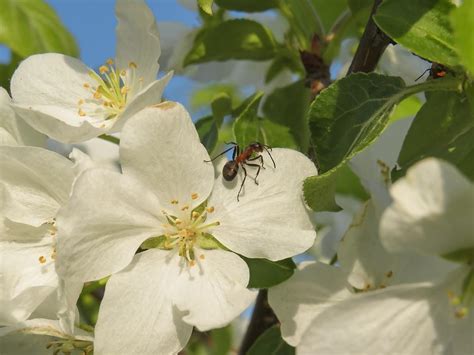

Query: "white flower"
<box><xmin>0</xmin><ymin>318</ymin><xmax>93</xmax><ymax>355</ymax></box>
<box><xmin>269</xmin><ymin>158</ymin><xmax>473</xmax><ymax>354</ymax></box>
<box><xmin>9</xmin><ymin>0</ymin><xmax>172</xmax><ymax>143</ymax></box>
<box><xmin>0</xmin><ymin>87</ymin><xmax>45</xmax><ymax>147</ymax></box>
<box><xmin>0</xmin><ymin>146</ymin><xmax>92</xmax><ymax>334</ymax></box>
<box><xmin>56</xmin><ymin>101</ymin><xmax>317</xmax><ymax>354</ymax></box>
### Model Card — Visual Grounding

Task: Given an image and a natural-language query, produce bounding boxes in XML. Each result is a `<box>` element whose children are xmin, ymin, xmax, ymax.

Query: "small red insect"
<box><xmin>415</xmin><ymin>62</ymin><xmax>448</xmax><ymax>81</ymax></box>
<box><xmin>205</xmin><ymin>142</ymin><xmax>276</xmax><ymax>201</ymax></box>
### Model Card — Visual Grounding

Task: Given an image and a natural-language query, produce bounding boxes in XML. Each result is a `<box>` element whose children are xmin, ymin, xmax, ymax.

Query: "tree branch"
<box><xmin>238</xmin><ymin>290</ymin><xmax>278</xmax><ymax>355</ymax></box>
<box><xmin>347</xmin><ymin>0</ymin><xmax>393</xmax><ymax>74</ymax></box>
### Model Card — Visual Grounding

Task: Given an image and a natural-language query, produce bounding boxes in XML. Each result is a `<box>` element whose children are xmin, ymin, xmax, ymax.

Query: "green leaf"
<box><xmin>450</xmin><ymin>0</ymin><xmax>474</xmax><ymax>75</ymax></box>
<box><xmin>374</xmin><ymin>0</ymin><xmax>458</xmax><ymax>67</ymax></box>
<box><xmin>263</xmin><ymin>80</ymin><xmax>311</xmax><ymax>151</ymax></box>
<box><xmin>278</xmin><ymin>0</ymin><xmax>324</xmax><ymax>47</ymax></box>
<box><xmin>311</xmin><ymin>0</ymin><xmax>348</xmax><ymax>33</ymax></box>
<box><xmin>260</xmin><ymin>120</ymin><xmax>298</xmax><ymax>149</ymax></box>
<box><xmin>184</xmin><ymin>19</ymin><xmax>277</xmax><ymax>66</ymax></box>
<box><xmin>0</xmin><ymin>0</ymin><xmax>79</xmax><ymax>58</ymax></box>
<box><xmin>335</xmin><ymin>163</ymin><xmax>369</xmax><ymax>201</ymax></box>
<box><xmin>247</xmin><ymin>325</ymin><xmax>295</xmax><ymax>355</ymax></box>
<box><xmin>233</xmin><ymin>92</ymin><xmax>264</xmax><ymax>147</ymax></box>
<box><xmin>198</xmin><ymin>0</ymin><xmax>214</xmax><ymax>15</ymax></box>
<box><xmin>196</xmin><ymin>116</ymin><xmax>219</xmax><ymax>153</ymax></box>
<box><xmin>215</xmin><ymin>0</ymin><xmax>276</xmax><ymax>12</ymax></box>
<box><xmin>304</xmin><ymin>73</ymin><xmax>462</xmax><ymax>211</ymax></box>
<box><xmin>242</xmin><ymin>257</ymin><xmax>296</xmax><ymax>289</ymax></box>
<box><xmin>304</xmin><ymin>167</ymin><xmax>342</xmax><ymax>212</ymax></box>
<box><xmin>310</xmin><ymin>73</ymin><xmax>406</xmax><ymax>172</ymax></box>
<box><xmin>209</xmin><ymin>326</ymin><xmax>233</xmax><ymax>355</ymax></box>
<box><xmin>348</xmin><ymin>0</ymin><xmax>372</xmax><ymax>14</ymax></box>
<box><xmin>211</xmin><ymin>92</ymin><xmax>232</xmax><ymax>126</ymax></box>
<box><xmin>394</xmin><ymin>91</ymin><xmax>474</xmax><ymax>181</ymax></box>
<box><xmin>190</xmin><ymin>83</ymin><xmax>241</xmax><ymax>112</ymax></box>
<box><xmin>389</xmin><ymin>95</ymin><xmax>423</xmax><ymax>122</ymax></box>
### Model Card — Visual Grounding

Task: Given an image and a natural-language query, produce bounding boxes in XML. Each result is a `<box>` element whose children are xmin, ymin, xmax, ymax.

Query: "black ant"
<box><xmin>204</xmin><ymin>142</ymin><xmax>276</xmax><ymax>201</ymax></box>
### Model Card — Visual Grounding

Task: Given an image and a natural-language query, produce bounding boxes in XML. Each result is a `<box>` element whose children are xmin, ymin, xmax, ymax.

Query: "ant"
<box><xmin>415</xmin><ymin>62</ymin><xmax>448</xmax><ymax>81</ymax></box>
<box><xmin>205</xmin><ymin>142</ymin><xmax>276</xmax><ymax>201</ymax></box>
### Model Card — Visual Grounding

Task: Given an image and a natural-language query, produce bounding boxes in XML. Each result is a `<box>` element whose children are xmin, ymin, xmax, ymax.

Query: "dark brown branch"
<box><xmin>347</xmin><ymin>0</ymin><xmax>393</xmax><ymax>74</ymax></box>
<box><xmin>238</xmin><ymin>290</ymin><xmax>278</xmax><ymax>355</ymax></box>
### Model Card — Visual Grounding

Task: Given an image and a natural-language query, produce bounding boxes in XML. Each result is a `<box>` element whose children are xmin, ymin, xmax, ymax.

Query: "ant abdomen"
<box><xmin>223</xmin><ymin>160</ymin><xmax>239</xmax><ymax>181</ymax></box>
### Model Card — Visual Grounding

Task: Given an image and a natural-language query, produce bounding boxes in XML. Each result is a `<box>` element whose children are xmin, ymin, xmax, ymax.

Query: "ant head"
<box><xmin>249</xmin><ymin>142</ymin><xmax>264</xmax><ymax>152</ymax></box>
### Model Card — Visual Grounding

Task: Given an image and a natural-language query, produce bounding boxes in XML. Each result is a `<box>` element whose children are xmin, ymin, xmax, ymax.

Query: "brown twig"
<box><xmin>347</xmin><ymin>0</ymin><xmax>393</xmax><ymax>74</ymax></box>
<box><xmin>238</xmin><ymin>290</ymin><xmax>278</xmax><ymax>355</ymax></box>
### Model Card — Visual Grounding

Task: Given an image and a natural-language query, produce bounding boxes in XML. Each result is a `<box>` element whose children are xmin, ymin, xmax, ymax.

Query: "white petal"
<box><xmin>0</xmin><ymin>146</ymin><xmax>74</xmax><ymax>226</ymax></box>
<box><xmin>210</xmin><ymin>148</ymin><xmax>317</xmax><ymax>260</ymax></box>
<box><xmin>95</xmin><ymin>249</ymin><xmax>192</xmax><ymax>355</ymax></box>
<box><xmin>113</xmin><ymin>71</ymin><xmax>173</xmax><ymax>131</ymax></box>
<box><xmin>349</xmin><ymin>117</ymin><xmax>413</xmax><ymax>216</ymax></box>
<box><xmin>11</xmin><ymin>104</ymin><xmax>106</xmax><ymax>143</ymax></box>
<box><xmin>170</xmin><ymin>249</ymin><xmax>256</xmax><ymax>331</ymax></box>
<box><xmin>268</xmin><ymin>262</ymin><xmax>352</xmax><ymax>346</ymax></box>
<box><xmin>115</xmin><ymin>0</ymin><xmax>161</xmax><ymax>90</ymax></box>
<box><xmin>158</xmin><ymin>22</ymin><xmax>192</xmax><ymax>71</ymax></box>
<box><xmin>310</xmin><ymin>195</ymin><xmax>362</xmax><ymax>263</ymax></box>
<box><xmin>380</xmin><ymin>158</ymin><xmax>474</xmax><ymax>256</ymax></box>
<box><xmin>0</xmin><ymin>87</ymin><xmax>46</xmax><ymax>147</ymax></box>
<box><xmin>57</xmin><ymin>279</ymin><xmax>83</xmax><ymax>335</ymax></box>
<box><xmin>120</xmin><ymin>102</ymin><xmax>214</xmax><ymax>210</ymax></box>
<box><xmin>11</xmin><ymin>54</ymin><xmax>92</xmax><ymax>108</ymax></box>
<box><xmin>0</xmin><ymin>236</ymin><xmax>57</xmax><ymax>325</ymax></box>
<box><xmin>56</xmin><ymin>169</ymin><xmax>164</xmax><ymax>282</ymax></box>
<box><xmin>451</xmin><ymin>311</ymin><xmax>474</xmax><ymax>355</ymax></box>
<box><xmin>339</xmin><ymin>200</ymin><xmax>456</xmax><ymax>290</ymax></box>
<box><xmin>298</xmin><ymin>283</ymin><xmax>453</xmax><ymax>355</ymax></box>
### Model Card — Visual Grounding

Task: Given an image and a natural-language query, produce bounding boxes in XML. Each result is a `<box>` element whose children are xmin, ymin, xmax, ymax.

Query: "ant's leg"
<box><xmin>204</xmin><ymin>146</ymin><xmax>237</xmax><ymax>162</ymax></box>
<box><xmin>263</xmin><ymin>147</ymin><xmax>276</xmax><ymax>168</ymax></box>
<box><xmin>244</xmin><ymin>163</ymin><xmax>261</xmax><ymax>185</ymax></box>
<box><xmin>248</xmin><ymin>154</ymin><xmax>265</xmax><ymax>169</ymax></box>
<box><xmin>237</xmin><ymin>165</ymin><xmax>248</xmax><ymax>202</ymax></box>
<box><xmin>233</xmin><ymin>145</ymin><xmax>240</xmax><ymax>161</ymax></box>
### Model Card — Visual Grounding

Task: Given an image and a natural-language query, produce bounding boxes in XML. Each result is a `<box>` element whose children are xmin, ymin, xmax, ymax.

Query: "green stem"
<box><xmin>99</xmin><ymin>134</ymin><xmax>120</xmax><ymax>145</ymax></box>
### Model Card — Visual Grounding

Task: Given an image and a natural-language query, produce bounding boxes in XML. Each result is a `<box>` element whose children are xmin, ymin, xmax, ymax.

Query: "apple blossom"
<box><xmin>9</xmin><ymin>0</ymin><xmax>172</xmax><ymax>143</ymax></box>
<box><xmin>0</xmin><ymin>145</ymin><xmax>103</xmax><ymax>335</ymax></box>
<box><xmin>269</xmin><ymin>158</ymin><xmax>473</xmax><ymax>354</ymax></box>
<box><xmin>56</xmin><ymin>101</ymin><xmax>317</xmax><ymax>354</ymax></box>
<box><xmin>0</xmin><ymin>87</ymin><xmax>45</xmax><ymax>147</ymax></box>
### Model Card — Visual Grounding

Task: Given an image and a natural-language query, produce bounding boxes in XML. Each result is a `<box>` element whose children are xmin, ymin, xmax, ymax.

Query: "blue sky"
<box><xmin>0</xmin><ymin>1</ymin><xmax>200</xmax><ymax>107</ymax></box>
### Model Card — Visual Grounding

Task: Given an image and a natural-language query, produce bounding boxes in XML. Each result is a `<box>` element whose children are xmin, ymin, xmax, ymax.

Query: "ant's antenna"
<box><xmin>415</xmin><ymin>68</ymin><xmax>431</xmax><ymax>82</ymax></box>
<box><xmin>263</xmin><ymin>147</ymin><xmax>276</xmax><ymax>168</ymax></box>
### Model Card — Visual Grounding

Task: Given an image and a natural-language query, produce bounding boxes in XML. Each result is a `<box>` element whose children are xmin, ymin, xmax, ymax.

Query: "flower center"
<box><xmin>77</xmin><ymin>59</ymin><xmax>143</xmax><ymax>123</ymax></box>
<box><xmin>153</xmin><ymin>195</ymin><xmax>221</xmax><ymax>266</ymax></box>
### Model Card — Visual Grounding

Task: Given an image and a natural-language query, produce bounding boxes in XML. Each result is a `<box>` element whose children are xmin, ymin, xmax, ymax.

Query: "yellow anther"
<box><xmin>129</xmin><ymin>61</ymin><xmax>137</xmax><ymax>68</ymax></box>
<box><xmin>120</xmin><ymin>86</ymin><xmax>130</xmax><ymax>95</ymax></box>
<box><xmin>99</xmin><ymin>65</ymin><xmax>109</xmax><ymax>74</ymax></box>
<box><xmin>120</xmin><ymin>70</ymin><xmax>126</xmax><ymax>76</ymax></box>
<box><xmin>199</xmin><ymin>254</ymin><xmax>205</xmax><ymax>260</ymax></box>
<box><xmin>191</xmin><ymin>193</ymin><xmax>199</xmax><ymax>200</ymax></box>
<box><xmin>451</xmin><ymin>297</ymin><xmax>461</xmax><ymax>306</ymax></box>
<box><xmin>83</xmin><ymin>83</ymin><xmax>90</xmax><ymax>89</ymax></box>
<box><xmin>93</xmin><ymin>91</ymin><xmax>102</xmax><ymax>99</ymax></box>
<box><xmin>192</xmin><ymin>211</ymin><xmax>200</xmax><ymax>219</ymax></box>
<box><xmin>189</xmin><ymin>260</ymin><xmax>196</xmax><ymax>267</ymax></box>
<box><xmin>175</xmin><ymin>219</ymin><xmax>182</xmax><ymax>225</ymax></box>
<box><xmin>78</xmin><ymin>109</ymin><xmax>86</xmax><ymax>117</ymax></box>
<box><xmin>106</xmin><ymin>58</ymin><xmax>114</xmax><ymax>65</ymax></box>
<box><xmin>181</xmin><ymin>205</ymin><xmax>189</xmax><ymax>211</ymax></box>
<box><xmin>39</xmin><ymin>256</ymin><xmax>47</xmax><ymax>264</ymax></box>
<box><xmin>206</xmin><ymin>206</ymin><xmax>215</xmax><ymax>213</ymax></box>
<box><xmin>138</xmin><ymin>77</ymin><xmax>144</xmax><ymax>82</ymax></box>
<box><xmin>385</xmin><ymin>271</ymin><xmax>393</xmax><ymax>278</ymax></box>
<box><xmin>379</xmin><ymin>284</ymin><xmax>386</xmax><ymax>289</ymax></box>
<box><xmin>51</xmin><ymin>252</ymin><xmax>56</xmax><ymax>260</ymax></box>
<box><xmin>455</xmin><ymin>307</ymin><xmax>468</xmax><ymax>319</ymax></box>
<box><xmin>171</xmin><ymin>200</ymin><xmax>179</xmax><ymax>205</ymax></box>
<box><xmin>78</xmin><ymin>99</ymin><xmax>85</xmax><ymax>105</ymax></box>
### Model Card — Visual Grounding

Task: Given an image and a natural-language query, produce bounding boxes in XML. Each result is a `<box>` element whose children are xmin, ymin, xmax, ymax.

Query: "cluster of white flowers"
<box><xmin>0</xmin><ymin>1</ymin><xmax>317</xmax><ymax>354</ymax></box>
<box><xmin>1</xmin><ymin>1</ymin><xmax>473</xmax><ymax>355</ymax></box>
